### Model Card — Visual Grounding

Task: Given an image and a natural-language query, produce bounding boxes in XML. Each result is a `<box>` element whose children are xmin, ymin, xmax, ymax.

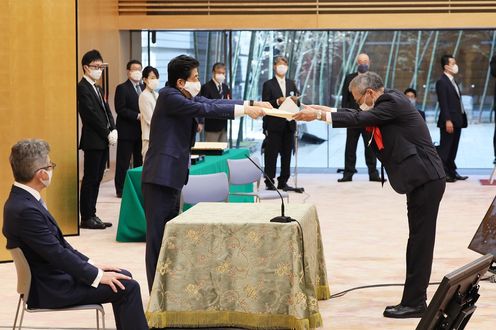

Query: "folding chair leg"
<box><xmin>101</xmin><ymin>308</ymin><xmax>106</xmax><ymax>329</ymax></box>
<box><xmin>12</xmin><ymin>296</ymin><xmax>22</xmax><ymax>330</ymax></box>
<box><xmin>18</xmin><ymin>303</ymin><xmax>26</xmax><ymax>330</ymax></box>
<box><xmin>96</xmin><ymin>309</ymin><xmax>99</xmax><ymax>330</ymax></box>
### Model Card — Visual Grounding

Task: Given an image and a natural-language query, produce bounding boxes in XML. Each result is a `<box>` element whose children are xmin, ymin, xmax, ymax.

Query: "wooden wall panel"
<box><xmin>0</xmin><ymin>0</ymin><xmax>77</xmax><ymax>262</ymax></box>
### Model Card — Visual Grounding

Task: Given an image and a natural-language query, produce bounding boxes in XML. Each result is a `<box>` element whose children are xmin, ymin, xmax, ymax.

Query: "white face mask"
<box><xmin>215</xmin><ymin>73</ymin><xmax>226</xmax><ymax>84</ymax></box>
<box><xmin>359</xmin><ymin>94</ymin><xmax>374</xmax><ymax>111</ymax></box>
<box><xmin>276</xmin><ymin>65</ymin><xmax>288</xmax><ymax>76</ymax></box>
<box><xmin>41</xmin><ymin>169</ymin><xmax>53</xmax><ymax>187</ymax></box>
<box><xmin>147</xmin><ymin>78</ymin><xmax>160</xmax><ymax>90</ymax></box>
<box><xmin>451</xmin><ymin>64</ymin><xmax>459</xmax><ymax>75</ymax></box>
<box><xmin>130</xmin><ymin>70</ymin><xmax>142</xmax><ymax>81</ymax></box>
<box><xmin>89</xmin><ymin>68</ymin><xmax>102</xmax><ymax>81</ymax></box>
<box><xmin>184</xmin><ymin>81</ymin><xmax>201</xmax><ymax>97</ymax></box>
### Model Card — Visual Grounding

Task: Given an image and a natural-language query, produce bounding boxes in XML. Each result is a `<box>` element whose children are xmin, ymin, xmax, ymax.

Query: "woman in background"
<box><xmin>138</xmin><ymin>65</ymin><xmax>160</xmax><ymax>159</ymax></box>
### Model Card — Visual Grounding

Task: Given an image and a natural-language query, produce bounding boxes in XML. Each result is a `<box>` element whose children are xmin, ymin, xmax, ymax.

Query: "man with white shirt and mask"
<box><xmin>261</xmin><ymin>56</ymin><xmax>300</xmax><ymax>191</ymax></box>
<box><xmin>78</xmin><ymin>49</ymin><xmax>116</xmax><ymax>229</ymax></box>
<box><xmin>3</xmin><ymin>139</ymin><xmax>148</xmax><ymax>329</ymax></box>
<box><xmin>199</xmin><ymin>62</ymin><xmax>231</xmax><ymax>142</ymax></box>
<box><xmin>114</xmin><ymin>60</ymin><xmax>144</xmax><ymax>197</ymax></box>
<box><xmin>435</xmin><ymin>54</ymin><xmax>468</xmax><ymax>182</ymax></box>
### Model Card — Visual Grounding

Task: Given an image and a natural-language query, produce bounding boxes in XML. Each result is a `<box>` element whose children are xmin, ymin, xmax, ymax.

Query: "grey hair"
<box><xmin>9</xmin><ymin>139</ymin><xmax>50</xmax><ymax>183</ymax></box>
<box><xmin>349</xmin><ymin>71</ymin><xmax>384</xmax><ymax>95</ymax></box>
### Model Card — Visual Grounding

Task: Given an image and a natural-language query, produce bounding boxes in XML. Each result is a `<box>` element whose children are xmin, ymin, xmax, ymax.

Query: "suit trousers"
<box><xmin>401</xmin><ymin>178</ymin><xmax>445</xmax><ymax>307</ymax></box>
<box><xmin>263</xmin><ymin>129</ymin><xmax>293</xmax><ymax>187</ymax></box>
<box><xmin>205</xmin><ymin>129</ymin><xmax>227</xmax><ymax>142</ymax></box>
<box><xmin>142</xmin><ymin>182</ymin><xmax>181</xmax><ymax>293</ymax></box>
<box><xmin>343</xmin><ymin>127</ymin><xmax>378</xmax><ymax>177</ymax></box>
<box><xmin>78</xmin><ymin>269</ymin><xmax>148</xmax><ymax>330</ymax></box>
<box><xmin>115</xmin><ymin>139</ymin><xmax>143</xmax><ymax>195</ymax></box>
<box><xmin>438</xmin><ymin>127</ymin><xmax>462</xmax><ymax>177</ymax></box>
<box><xmin>80</xmin><ymin>149</ymin><xmax>108</xmax><ymax>221</ymax></box>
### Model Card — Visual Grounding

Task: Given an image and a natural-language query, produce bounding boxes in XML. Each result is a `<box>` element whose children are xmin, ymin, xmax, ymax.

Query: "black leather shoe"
<box><xmin>266</xmin><ymin>185</ymin><xmax>276</xmax><ymax>191</ymax></box>
<box><xmin>383</xmin><ymin>303</ymin><xmax>427</xmax><ymax>319</ymax></box>
<box><xmin>369</xmin><ymin>174</ymin><xmax>385</xmax><ymax>182</ymax></box>
<box><xmin>278</xmin><ymin>184</ymin><xmax>295</xmax><ymax>192</ymax></box>
<box><xmin>95</xmin><ymin>216</ymin><xmax>112</xmax><ymax>228</ymax></box>
<box><xmin>337</xmin><ymin>175</ymin><xmax>353</xmax><ymax>182</ymax></box>
<box><xmin>446</xmin><ymin>176</ymin><xmax>457</xmax><ymax>183</ymax></box>
<box><xmin>116</xmin><ymin>192</ymin><xmax>122</xmax><ymax>198</ymax></box>
<box><xmin>454</xmin><ymin>172</ymin><xmax>468</xmax><ymax>180</ymax></box>
<box><xmin>80</xmin><ymin>217</ymin><xmax>106</xmax><ymax>229</ymax></box>
<box><xmin>493</xmin><ymin>158</ymin><xmax>496</xmax><ymax>165</ymax></box>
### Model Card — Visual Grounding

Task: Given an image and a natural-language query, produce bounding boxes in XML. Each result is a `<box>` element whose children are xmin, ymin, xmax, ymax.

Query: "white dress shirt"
<box><xmin>276</xmin><ymin>76</ymin><xmax>286</xmax><ymax>100</ymax></box>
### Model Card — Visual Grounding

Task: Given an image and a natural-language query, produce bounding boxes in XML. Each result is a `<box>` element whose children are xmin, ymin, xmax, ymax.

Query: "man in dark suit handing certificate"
<box><xmin>294</xmin><ymin>72</ymin><xmax>446</xmax><ymax>319</ymax></box>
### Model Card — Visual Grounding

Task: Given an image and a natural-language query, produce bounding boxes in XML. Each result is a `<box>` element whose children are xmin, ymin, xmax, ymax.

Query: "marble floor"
<box><xmin>0</xmin><ymin>172</ymin><xmax>495</xmax><ymax>329</ymax></box>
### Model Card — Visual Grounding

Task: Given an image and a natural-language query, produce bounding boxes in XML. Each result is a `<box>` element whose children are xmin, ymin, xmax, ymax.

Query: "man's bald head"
<box><xmin>356</xmin><ymin>53</ymin><xmax>370</xmax><ymax>65</ymax></box>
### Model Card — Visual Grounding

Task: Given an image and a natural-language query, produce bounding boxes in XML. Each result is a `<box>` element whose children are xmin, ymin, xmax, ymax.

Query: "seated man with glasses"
<box><xmin>2</xmin><ymin>139</ymin><xmax>148</xmax><ymax>329</ymax></box>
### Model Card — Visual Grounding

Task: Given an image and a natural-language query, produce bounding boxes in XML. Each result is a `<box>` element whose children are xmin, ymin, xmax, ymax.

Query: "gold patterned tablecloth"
<box><xmin>146</xmin><ymin>203</ymin><xmax>330</xmax><ymax>330</ymax></box>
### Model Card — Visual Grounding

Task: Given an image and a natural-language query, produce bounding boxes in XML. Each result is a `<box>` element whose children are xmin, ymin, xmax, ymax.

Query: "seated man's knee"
<box><xmin>119</xmin><ymin>269</ymin><xmax>132</xmax><ymax>278</ymax></box>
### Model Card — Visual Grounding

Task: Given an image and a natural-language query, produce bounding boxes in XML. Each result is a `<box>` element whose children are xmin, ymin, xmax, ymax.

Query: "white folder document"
<box><xmin>264</xmin><ymin>97</ymin><xmax>300</xmax><ymax>120</ymax></box>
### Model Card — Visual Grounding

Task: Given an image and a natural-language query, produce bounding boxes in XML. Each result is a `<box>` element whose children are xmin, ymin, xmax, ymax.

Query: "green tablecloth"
<box><xmin>146</xmin><ymin>203</ymin><xmax>330</xmax><ymax>330</ymax></box>
<box><xmin>116</xmin><ymin>148</ymin><xmax>254</xmax><ymax>242</ymax></box>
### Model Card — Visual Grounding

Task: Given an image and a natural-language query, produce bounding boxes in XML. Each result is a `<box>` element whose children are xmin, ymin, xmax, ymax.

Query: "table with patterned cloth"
<box><xmin>146</xmin><ymin>203</ymin><xmax>330</xmax><ymax>330</ymax></box>
<box><xmin>116</xmin><ymin>148</ymin><xmax>254</xmax><ymax>242</ymax></box>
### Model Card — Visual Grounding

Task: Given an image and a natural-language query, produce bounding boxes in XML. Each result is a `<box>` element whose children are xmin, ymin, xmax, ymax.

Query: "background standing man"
<box><xmin>78</xmin><ymin>49</ymin><xmax>116</xmax><ymax>229</ymax></box>
<box><xmin>200</xmin><ymin>62</ymin><xmax>231</xmax><ymax>142</ymax></box>
<box><xmin>436</xmin><ymin>54</ymin><xmax>468</xmax><ymax>182</ymax></box>
<box><xmin>114</xmin><ymin>60</ymin><xmax>144</xmax><ymax>197</ymax></box>
<box><xmin>294</xmin><ymin>72</ymin><xmax>446</xmax><ymax>319</ymax></box>
<box><xmin>339</xmin><ymin>53</ymin><xmax>381</xmax><ymax>182</ymax></box>
<box><xmin>262</xmin><ymin>56</ymin><xmax>299</xmax><ymax>191</ymax></box>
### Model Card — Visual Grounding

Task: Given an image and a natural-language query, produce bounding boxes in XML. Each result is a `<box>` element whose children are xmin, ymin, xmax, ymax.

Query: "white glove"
<box><xmin>108</xmin><ymin>129</ymin><xmax>118</xmax><ymax>146</ymax></box>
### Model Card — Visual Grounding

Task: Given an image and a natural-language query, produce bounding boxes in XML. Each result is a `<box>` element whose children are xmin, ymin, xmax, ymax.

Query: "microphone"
<box><xmin>245</xmin><ymin>155</ymin><xmax>295</xmax><ymax>223</ymax></box>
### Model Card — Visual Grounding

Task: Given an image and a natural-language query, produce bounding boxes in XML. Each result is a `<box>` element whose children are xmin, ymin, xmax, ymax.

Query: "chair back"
<box><xmin>9</xmin><ymin>248</ymin><xmax>31</xmax><ymax>302</ymax></box>
<box><xmin>227</xmin><ymin>157</ymin><xmax>262</xmax><ymax>185</ymax></box>
<box><xmin>182</xmin><ymin>172</ymin><xmax>229</xmax><ymax>205</ymax></box>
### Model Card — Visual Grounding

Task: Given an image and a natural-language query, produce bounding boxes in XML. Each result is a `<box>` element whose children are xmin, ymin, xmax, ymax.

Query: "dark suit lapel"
<box><xmin>271</xmin><ymin>77</ymin><xmax>283</xmax><ymax>97</ymax></box>
<box><xmin>443</xmin><ymin>74</ymin><xmax>460</xmax><ymax>99</ymax></box>
<box><xmin>82</xmin><ymin>78</ymin><xmax>106</xmax><ymax>111</ymax></box>
<box><xmin>285</xmin><ymin>79</ymin><xmax>291</xmax><ymax>97</ymax></box>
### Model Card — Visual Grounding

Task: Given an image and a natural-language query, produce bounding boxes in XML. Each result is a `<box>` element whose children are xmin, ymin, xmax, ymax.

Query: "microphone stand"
<box><xmin>245</xmin><ymin>155</ymin><xmax>295</xmax><ymax>223</ymax></box>
<box><xmin>293</xmin><ymin>123</ymin><xmax>305</xmax><ymax>193</ymax></box>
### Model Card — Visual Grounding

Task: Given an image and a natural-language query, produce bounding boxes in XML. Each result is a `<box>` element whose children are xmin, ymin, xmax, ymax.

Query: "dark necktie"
<box><xmin>95</xmin><ymin>86</ymin><xmax>111</xmax><ymax>128</ymax></box>
<box><xmin>135</xmin><ymin>84</ymin><xmax>142</xmax><ymax>95</ymax></box>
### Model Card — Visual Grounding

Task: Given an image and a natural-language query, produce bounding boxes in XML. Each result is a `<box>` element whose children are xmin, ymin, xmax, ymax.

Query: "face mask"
<box><xmin>276</xmin><ymin>65</ymin><xmax>288</xmax><ymax>76</ymax></box>
<box><xmin>359</xmin><ymin>94</ymin><xmax>374</xmax><ymax>111</ymax></box>
<box><xmin>215</xmin><ymin>73</ymin><xmax>226</xmax><ymax>84</ymax></box>
<box><xmin>89</xmin><ymin>68</ymin><xmax>102</xmax><ymax>81</ymax></box>
<box><xmin>130</xmin><ymin>70</ymin><xmax>142</xmax><ymax>81</ymax></box>
<box><xmin>357</xmin><ymin>64</ymin><xmax>369</xmax><ymax>74</ymax></box>
<box><xmin>184</xmin><ymin>81</ymin><xmax>201</xmax><ymax>97</ymax></box>
<box><xmin>41</xmin><ymin>169</ymin><xmax>53</xmax><ymax>187</ymax></box>
<box><xmin>408</xmin><ymin>98</ymin><xmax>416</xmax><ymax>106</ymax></box>
<box><xmin>451</xmin><ymin>64</ymin><xmax>459</xmax><ymax>74</ymax></box>
<box><xmin>147</xmin><ymin>78</ymin><xmax>160</xmax><ymax>90</ymax></box>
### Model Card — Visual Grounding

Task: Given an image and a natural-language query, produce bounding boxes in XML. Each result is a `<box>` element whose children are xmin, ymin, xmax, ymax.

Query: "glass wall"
<box><xmin>140</xmin><ymin>29</ymin><xmax>496</xmax><ymax>169</ymax></box>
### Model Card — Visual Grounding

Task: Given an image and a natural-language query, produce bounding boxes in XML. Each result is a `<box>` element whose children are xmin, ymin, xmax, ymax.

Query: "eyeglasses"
<box><xmin>87</xmin><ymin>65</ymin><xmax>105</xmax><ymax>70</ymax></box>
<box><xmin>35</xmin><ymin>161</ymin><xmax>56</xmax><ymax>173</ymax></box>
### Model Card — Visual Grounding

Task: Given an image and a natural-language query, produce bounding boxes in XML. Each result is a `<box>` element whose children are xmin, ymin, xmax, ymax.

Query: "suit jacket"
<box><xmin>262</xmin><ymin>77</ymin><xmax>299</xmax><ymax>133</ymax></box>
<box><xmin>200</xmin><ymin>79</ymin><xmax>231</xmax><ymax>132</ymax></box>
<box><xmin>142</xmin><ymin>86</ymin><xmax>241</xmax><ymax>190</ymax></box>
<box><xmin>435</xmin><ymin>74</ymin><xmax>468</xmax><ymax>129</ymax></box>
<box><xmin>77</xmin><ymin>78</ymin><xmax>116</xmax><ymax>150</ymax></box>
<box><xmin>341</xmin><ymin>72</ymin><xmax>359</xmax><ymax>109</ymax></box>
<box><xmin>2</xmin><ymin>186</ymin><xmax>99</xmax><ymax>308</ymax></box>
<box><xmin>331</xmin><ymin>89</ymin><xmax>445</xmax><ymax>194</ymax></box>
<box><xmin>115</xmin><ymin>79</ymin><xmax>143</xmax><ymax>140</ymax></box>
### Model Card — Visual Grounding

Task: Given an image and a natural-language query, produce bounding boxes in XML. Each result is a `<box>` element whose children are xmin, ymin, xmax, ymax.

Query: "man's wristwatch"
<box><xmin>249</xmin><ymin>100</ymin><xmax>254</xmax><ymax>106</ymax></box>
<box><xmin>316</xmin><ymin>110</ymin><xmax>322</xmax><ymax>120</ymax></box>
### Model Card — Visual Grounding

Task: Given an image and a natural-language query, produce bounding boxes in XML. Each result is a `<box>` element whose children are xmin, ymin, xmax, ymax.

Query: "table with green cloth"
<box><xmin>116</xmin><ymin>148</ymin><xmax>254</xmax><ymax>242</ymax></box>
<box><xmin>146</xmin><ymin>203</ymin><xmax>330</xmax><ymax>330</ymax></box>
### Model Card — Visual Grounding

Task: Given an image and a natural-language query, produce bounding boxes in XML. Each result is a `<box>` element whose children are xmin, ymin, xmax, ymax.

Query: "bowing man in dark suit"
<box><xmin>294</xmin><ymin>72</ymin><xmax>446</xmax><ymax>319</ymax></box>
<box><xmin>262</xmin><ymin>56</ymin><xmax>299</xmax><ymax>191</ymax></box>
<box><xmin>436</xmin><ymin>54</ymin><xmax>468</xmax><ymax>182</ymax></box>
<box><xmin>78</xmin><ymin>49</ymin><xmax>117</xmax><ymax>230</ymax></box>
<box><xmin>141</xmin><ymin>55</ymin><xmax>268</xmax><ymax>292</ymax></box>
<box><xmin>200</xmin><ymin>62</ymin><xmax>231</xmax><ymax>142</ymax></box>
<box><xmin>339</xmin><ymin>53</ymin><xmax>380</xmax><ymax>182</ymax></box>
<box><xmin>3</xmin><ymin>139</ymin><xmax>148</xmax><ymax>329</ymax></box>
<box><xmin>114</xmin><ymin>60</ymin><xmax>144</xmax><ymax>197</ymax></box>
